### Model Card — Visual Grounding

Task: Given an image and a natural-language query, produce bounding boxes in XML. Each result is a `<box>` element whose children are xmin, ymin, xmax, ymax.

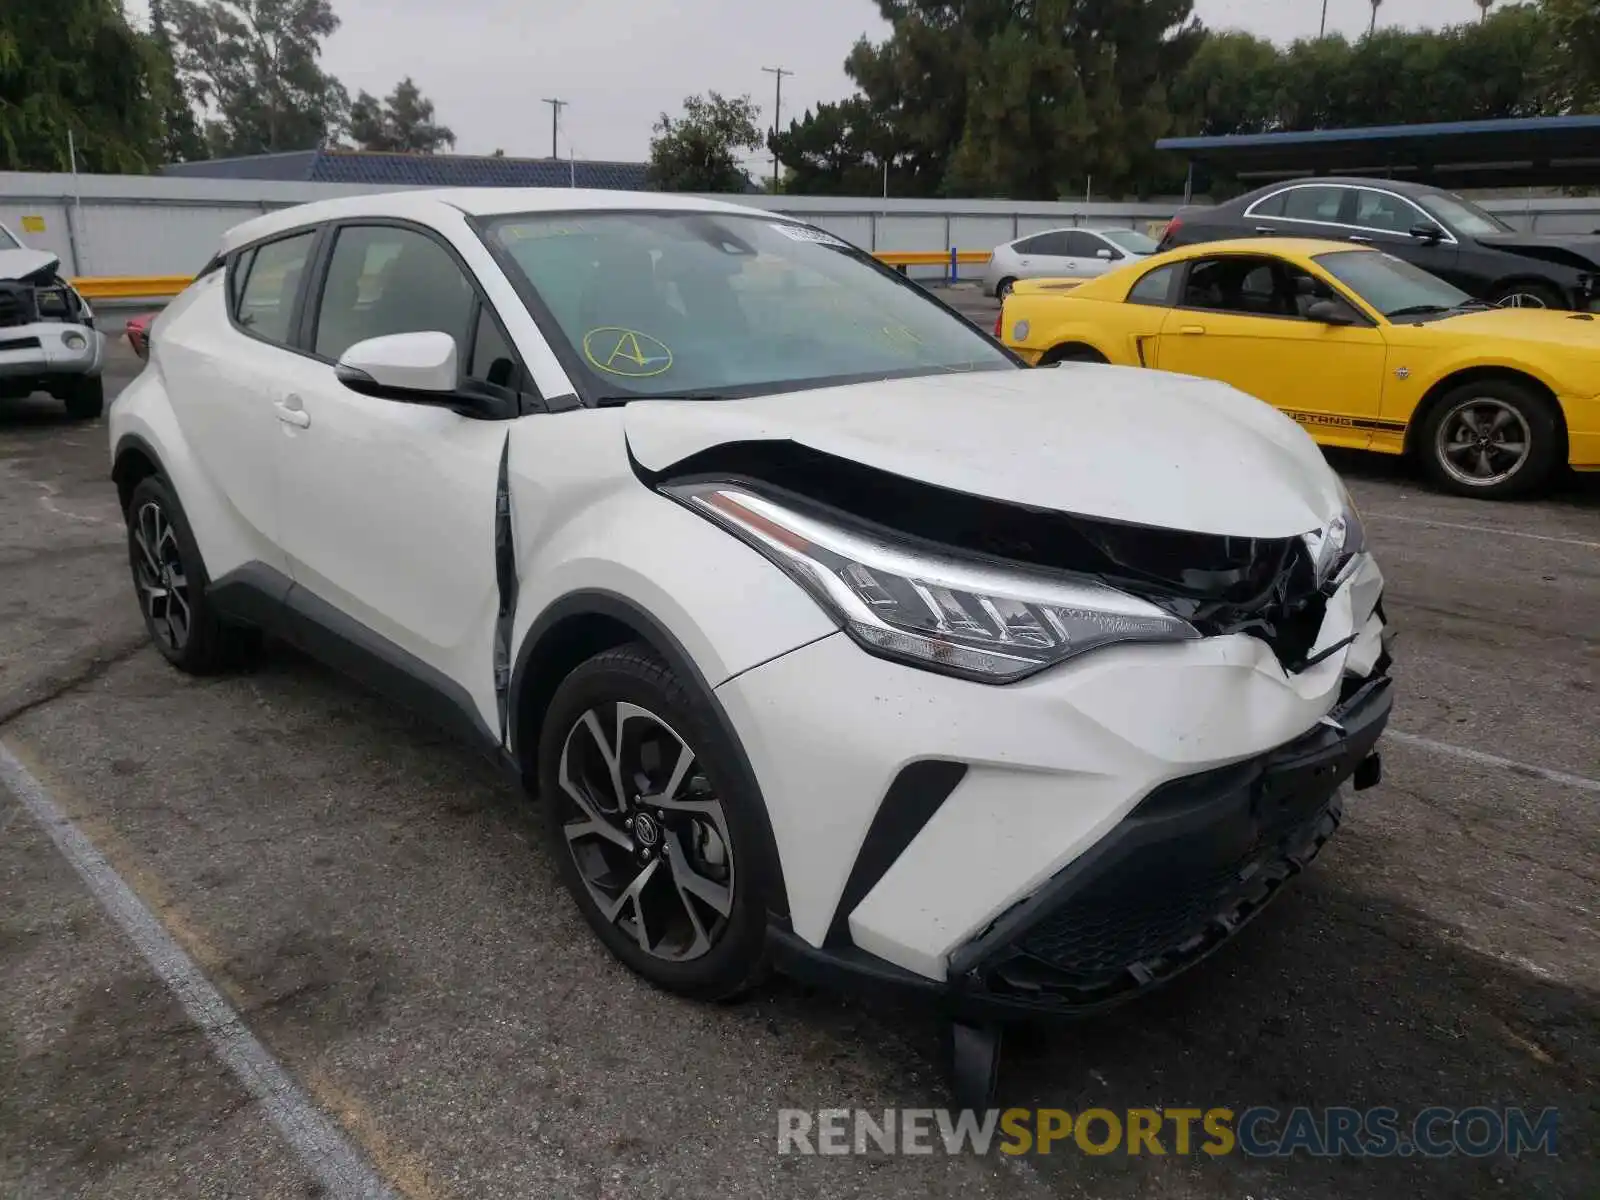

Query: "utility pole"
<box><xmin>761</xmin><ymin>66</ymin><xmax>792</xmax><ymax>192</ymax></box>
<box><xmin>542</xmin><ymin>98</ymin><xmax>567</xmax><ymax>160</ymax></box>
<box><xmin>1319</xmin><ymin>0</ymin><xmax>1328</xmax><ymax>36</ymax></box>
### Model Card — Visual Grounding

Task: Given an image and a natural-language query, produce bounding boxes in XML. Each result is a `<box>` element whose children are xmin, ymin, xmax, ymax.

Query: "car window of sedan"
<box><xmin>1011</xmin><ymin>234</ymin><xmax>1052</xmax><ymax>254</ymax></box>
<box><xmin>1353</xmin><ymin>189</ymin><xmax>1426</xmax><ymax>233</ymax></box>
<box><xmin>1280</xmin><ymin>186</ymin><xmax>1349</xmax><ymax>224</ymax></box>
<box><xmin>314</xmin><ymin>225</ymin><xmax>476</xmax><ymax>363</ymax></box>
<box><xmin>1062</xmin><ymin>231</ymin><xmax>1108</xmax><ymax>258</ymax></box>
<box><xmin>235</xmin><ymin>231</ymin><xmax>316</xmax><ymax>347</ymax></box>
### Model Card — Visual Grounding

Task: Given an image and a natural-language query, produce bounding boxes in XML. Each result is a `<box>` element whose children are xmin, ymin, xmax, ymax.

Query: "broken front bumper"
<box><xmin>764</xmin><ymin>668</ymin><xmax>1392</xmax><ymax>1022</ymax></box>
<box><xmin>0</xmin><ymin>322</ymin><xmax>106</xmax><ymax>386</ymax></box>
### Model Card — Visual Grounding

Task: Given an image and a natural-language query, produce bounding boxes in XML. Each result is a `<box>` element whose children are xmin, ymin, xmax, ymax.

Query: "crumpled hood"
<box><xmin>0</xmin><ymin>248</ymin><xmax>61</xmax><ymax>284</ymax></box>
<box><xmin>1472</xmin><ymin>233</ymin><xmax>1600</xmax><ymax>267</ymax></box>
<box><xmin>625</xmin><ymin>366</ymin><xmax>1345</xmax><ymax>539</ymax></box>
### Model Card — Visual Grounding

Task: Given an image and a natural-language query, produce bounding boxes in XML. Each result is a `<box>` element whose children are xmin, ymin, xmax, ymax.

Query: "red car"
<box><xmin>126</xmin><ymin>313</ymin><xmax>151</xmax><ymax>360</ymax></box>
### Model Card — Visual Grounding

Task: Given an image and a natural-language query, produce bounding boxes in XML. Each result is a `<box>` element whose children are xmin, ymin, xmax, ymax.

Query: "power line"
<box><xmin>541</xmin><ymin>98</ymin><xmax>567</xmax><ymax>160</ymax></box>
<box><xmin>760</xmin><ymin>66</ymin><xmax>792</xmax><ymax>191</ymax></box>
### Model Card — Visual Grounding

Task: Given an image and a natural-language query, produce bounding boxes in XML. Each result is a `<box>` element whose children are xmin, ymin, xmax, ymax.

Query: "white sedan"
<box><xmin>982</xmin><ymin>225</ymin><xmax>1159</xmax><ymax>297</ymax></box>
<box><xmin>109</xmin><ymin>187</ymin><xmax>1392</xmax><ymax>1107</ymax></box>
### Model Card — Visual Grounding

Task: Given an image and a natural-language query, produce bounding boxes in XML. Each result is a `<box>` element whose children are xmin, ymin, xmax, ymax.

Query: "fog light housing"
<box><xmin>62</xmin><ymin>331</ymin><xmax>87</xmax><ymax>351</ymax></box>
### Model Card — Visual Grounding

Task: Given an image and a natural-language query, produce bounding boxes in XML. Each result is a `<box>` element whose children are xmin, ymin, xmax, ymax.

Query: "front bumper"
<box><xmin>768</xmin><ymin>672</ymin><xmax>1391</xmax><ymax>1020</ymax></box>
<box><xmin>0</xmin><ymin>321</ymin><xmax>106</xmax><ymax>383</ymax></box>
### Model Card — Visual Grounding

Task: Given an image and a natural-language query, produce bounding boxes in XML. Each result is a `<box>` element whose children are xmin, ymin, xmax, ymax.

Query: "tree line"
<box><xmin>1</xmin><ymin>0</ymin><xmax>454</xmax><ymax>173</ymax></box>
<box><xmin>652</xmin><ymin>0</ymin><xmax>1600</xmax><ymax>197</ymax></box>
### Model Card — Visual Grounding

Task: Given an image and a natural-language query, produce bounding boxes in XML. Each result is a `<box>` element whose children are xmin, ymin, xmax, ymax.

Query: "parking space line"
<box><xmin>1364</xmin><ymin>511</ymin><xmax>1600</xmax><ymax>550</ymax></box>
<box><xmin>1385</xmin><ymin>730</ymin><xmax>1600</xmax><ymax>797</ymax></box>
<box><xmin>0</xmin><ymin>742</ymin><xmax>400</xmax><ymax>1200</ymax></box>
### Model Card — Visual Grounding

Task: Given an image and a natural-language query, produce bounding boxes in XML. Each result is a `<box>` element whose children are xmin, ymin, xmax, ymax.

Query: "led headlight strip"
<box><xmin>666</xmin><ymin>481</ymin><xmax>1199</xmax><ymax>683</ymax></box>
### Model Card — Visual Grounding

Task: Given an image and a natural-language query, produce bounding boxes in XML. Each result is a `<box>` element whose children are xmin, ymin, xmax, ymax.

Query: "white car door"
<box><xmin>1060</xmin><ymin>230</ymin><xmax>1120</xmax><ymax>277</ymax></box>
<box><xmin>1014</xmin><ymin>230</ymin><xmax>1078</xmax><ymax>280</ymax></box>
<box><xmin>157</xmin><ymin>228</ymin><xmax>320</xmax><ymax>578</ymax></box>
<box><xmin>271</xmin><ymin>221</ymin><xmax>538</xmax><ymax>742</ymax></box>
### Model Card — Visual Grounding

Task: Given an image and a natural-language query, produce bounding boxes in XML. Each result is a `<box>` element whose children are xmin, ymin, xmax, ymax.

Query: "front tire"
<box><xmin>537</xmin><ymin>644</ymin><xmax>771</xmax><ymax>1001</ymax></box>
<box><xmin>62</xmin><ymin>375</ymin><xmax>104</xmax><ymax>421</ymax></box>
<box><xmin>1419</xmin><ymin>380</ymin><xmax>1562</xmax><ymax>499</ymax></box>
<box><xmin>1489</xmin><ymin>281</ymin><xmax>1566</xmax><ymax>310</ymax></box>
<box><xmin>125</xmin><ymin>476</ymin><xmax>254</xmax><ymax>673</ymax></box>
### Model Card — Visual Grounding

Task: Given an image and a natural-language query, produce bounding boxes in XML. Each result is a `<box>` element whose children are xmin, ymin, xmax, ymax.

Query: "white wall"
<box><xmin>4</xmin><ymin>170</ymin><xmax>1598</xmax><ymax>280</ymax></box>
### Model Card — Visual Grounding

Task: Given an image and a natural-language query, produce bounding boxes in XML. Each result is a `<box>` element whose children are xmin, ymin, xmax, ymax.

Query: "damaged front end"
<box><xmin>643</xmin><ymin>439</ymin><xmax>1368</xmax><ymax>681</ymax></box>
<box><xmin>0</xmin><ymin>250</ymin><xmax>105</xmax><ymax>401</ymax></box>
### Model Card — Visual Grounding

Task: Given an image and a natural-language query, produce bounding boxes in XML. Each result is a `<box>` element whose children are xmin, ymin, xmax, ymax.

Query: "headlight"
<box><xmin>665</xmin><ymin>482</ymin><xmax>1199</xmax><ymax>683</ymax></box>
<box><xmin>1306</xmin><ymin>487</ymin><xmax>1368</xmax><ymax>588</ymax></box>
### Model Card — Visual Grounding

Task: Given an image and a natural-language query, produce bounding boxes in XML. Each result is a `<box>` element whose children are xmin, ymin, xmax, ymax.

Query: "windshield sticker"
<box><xmin>769</xmin><ymin>223</ymin><xmax>850</xmax><ymax>249</ymax></box>
<box><xmin>499</xmin><ymin>223</ymin><xmax>592</xmax><ymax>243</ymax></box>
<box><xmin>583</xmin><ymin>327</ymin><xmax>674</xmax><ymax>377</ymax></box>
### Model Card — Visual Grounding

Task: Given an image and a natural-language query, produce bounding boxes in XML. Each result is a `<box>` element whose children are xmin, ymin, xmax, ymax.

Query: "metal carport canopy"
<box><xmin>1156</xmin><ymin>115</ymin><xmax>1600</xmax><ymax>194</ymax></box>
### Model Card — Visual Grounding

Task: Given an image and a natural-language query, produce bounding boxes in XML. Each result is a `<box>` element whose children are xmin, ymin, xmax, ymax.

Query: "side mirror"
<box><xmin>1304</xmin><ymin>298</ymin><xmax>1359</xmax><ymax>326</ymax></box>
<box><xmin>1096</xmin><ymin>247</ymin><xmax>1115</xmax><ymax>260</ymax></box>
<box><xmin>1409</xmin><ymin>222</ymin><xmax>1445</xmax><ymax>244</ymax></box>
<box><xmin>335</xmin><ymin>331</ymin><xmax>499</xmax><ymax>417</ymax></box>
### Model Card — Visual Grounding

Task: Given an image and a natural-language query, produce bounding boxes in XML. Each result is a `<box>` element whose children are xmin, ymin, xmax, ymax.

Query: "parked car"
<box><xmin>0</xmin><ymin>221</ymin><xmax>106</xmax><ymax>418</ymax></box>
<box><xmin>983</xmin><ymin>226</ymin><xmax>1158</xmax><ymax>297</ymax></box>
<box><xmin>110</xmin><ymin>189</ymin><xmax>1392</xmax><ymax>1106</ymax></box>
<box><xmin>1000</xmin><ymin>235</ymin><xmax>1600</xmax><ymax>498</ymax></box>
<box><xmin>1159</xmin><ymin>177</ymin><xmax>1600</xmax><ymax>311</ymax></box>
<box><xmin>126</xmin><ymin>313</ymin><xmax>151</xmax><ymax>361</ymax></box>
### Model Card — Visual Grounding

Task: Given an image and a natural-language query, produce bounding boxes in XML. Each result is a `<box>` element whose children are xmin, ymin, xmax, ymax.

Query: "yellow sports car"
<box><xmin>998</xmin><ymin>236</ymin><xmax>1600</xmax><ymax>498</ymax></box>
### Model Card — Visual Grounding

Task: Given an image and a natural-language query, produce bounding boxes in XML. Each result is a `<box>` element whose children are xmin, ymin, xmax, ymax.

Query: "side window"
<box><xmin>1353</xmin><ymin>189</ymin><xmax>1422</xmax><ymax>233</ymax></box>
<box><xmin>1248</xmin><ymin>190</ymin><xmax>1288</xmax><ymax>218</ymax></box>
<box><xmin>235</xmin><ymin>232</ymin><xmax>315</xmax><ymax>346</ymax></box>
<box><xmin>1062</xmin><ymin>231</ymin><xmax>1107</xmax><ymax>258</ymax></box>
<box><xmin>1011</xmin><ymin>234</ymin><xmax>1050</xmax><ymax>254</ymax></box>
<box><xmin>1281</xmin><ymin>186</ymin><xmax>1349</xmax><ymax>224</ymax></box>
<box><xmin>228</xmin><ymin>247</ymin><xmax>257</xmax><ymax>316</ymax></box>
<box><xmin>1180</xmin><ymin>256</ymin><xmax>1299</xmax><ymax>318</ymax></box>
<box><xmin>1030</xmin><ymin>232</ymin><xmax>1073</xmax><ymax>256</ymax></box>
<box><xmin>313</xmin><ymin>225</ymin><xmax>475</xmax><ymax>363</ymax></box>
<box><xmin>1127</xmin><ymin>264</ymin><xmax>1176</xmax><ymax>306</ymax></box>
<box><xmin>466</xmin><ymin>306</ymin><xmax>530</xmax><ymax>395</ymax></box>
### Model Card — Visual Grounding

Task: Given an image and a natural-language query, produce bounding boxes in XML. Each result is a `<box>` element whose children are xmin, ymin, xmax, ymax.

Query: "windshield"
<box><xmin>1314</xmin><ymin>249</ymin><xmax>1472</xmax><ymax>319</ymax></box>
<box><xmin>1416</xmin><ymin>192</ymin><xmax>1513</xmax><ymax>236</ymax></box>
<box><xmin>483</xmin><ymin>211</ymin><xmax>1014</xmax><ymax>401</ymax></box>
<box><xmin>1099</xmin><ymin>228</ymin><xmax>1159</xmax><ymax>255</ymax></box>
<box><xmin>0</xmin><ymin>226</ymin><xmax>18</xmax><ymax>250</ymax></box>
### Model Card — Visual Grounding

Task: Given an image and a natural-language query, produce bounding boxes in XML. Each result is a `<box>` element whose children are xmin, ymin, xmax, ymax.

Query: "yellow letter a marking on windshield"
<box><xmin>606</xmin><ymin>330</ymin><xmax>651</xmax><ymax>369</ymax></box>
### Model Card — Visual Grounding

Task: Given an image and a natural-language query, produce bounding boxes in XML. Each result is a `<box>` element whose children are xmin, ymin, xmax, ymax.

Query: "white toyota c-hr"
<box><xmin>109</xmin><ymin>189</ymin><xmax>1393</xmax><ymax>1104</ymax></box>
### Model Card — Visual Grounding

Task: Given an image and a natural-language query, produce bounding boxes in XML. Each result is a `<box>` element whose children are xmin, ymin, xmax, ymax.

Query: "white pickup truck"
<box><xmin>0</xmin><ymin>221</ymin><xmax>107</xmax><ymax>419</ymax></box>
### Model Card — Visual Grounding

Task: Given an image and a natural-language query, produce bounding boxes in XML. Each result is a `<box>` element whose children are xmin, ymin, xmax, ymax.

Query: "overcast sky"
<box><xmin>127</xmin><ymin>0</ymin><xmax>1477</xmax><ymax>164</ymax></box>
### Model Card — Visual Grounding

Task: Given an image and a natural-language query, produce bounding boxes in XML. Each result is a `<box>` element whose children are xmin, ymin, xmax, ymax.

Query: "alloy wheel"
<box><xmin>556</xmin><ymin>702</ymin><xmax>734</xmax><ymax>962</ymax></box>
<box><xmin>1434</xmin><ymin>397</ymin><xmax>1532</xmax><ymax>488</ymax></box>
<box><xmin>1494</xmin><ymin>292</ymin><xmax>1547</xmax><ymax>309</ymax></box>
<box><xmin>131</xmin><ymin>500</ymin><xmax>192</xmax><ymax>651</ymax></box>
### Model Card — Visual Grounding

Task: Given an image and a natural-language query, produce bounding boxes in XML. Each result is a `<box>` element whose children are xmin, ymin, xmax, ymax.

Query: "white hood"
<box><xmin>624</xmin><ymin>365</ymin><xmax>1345</xmax><ymax>538</ymax></box>
<box><xmin>0</xmin><ymin>248</ymin><xmax>60</xmax><ymax>283</ymax></box>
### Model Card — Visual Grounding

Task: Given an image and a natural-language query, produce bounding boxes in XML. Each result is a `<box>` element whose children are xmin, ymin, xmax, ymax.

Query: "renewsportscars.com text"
<box><xmin>777</xmin><ymin>1106</ymin><xmax>1561</xmax><ymax>1158</ymax></box>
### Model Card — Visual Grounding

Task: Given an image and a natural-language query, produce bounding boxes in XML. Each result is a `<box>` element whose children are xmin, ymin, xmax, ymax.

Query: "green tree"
<box><xmin>1545</xmin><ymin>0</ymin><xmax>1600</xmax><ymax>109</ymax></box>
<box><xmin>770</xmin><ymin>98</ymin><xmax>898</xmax><ymax>195</ymax></box>
<box><xmin>647</xmin><ymin>92</ymin><xmax>762</xmax><ymax>192</ymax></box>
<box><xmin>1169</xmin><ymin>31</ymin><xmax>1284</xmax><ymax>136</ymax></box>
<box><xmin>348</xmin><ymin>77</ymin><xmax>454</xmax><ymax>153</ymax></box>
<box><xmin>148</xmin><ymin>0</ymin><xmax>208</xmax><ymax>163</ymax></box>
<box><xmin>0</xmin><ymin>0</ymin><xmax>165</xmax><ymax>172</ymax></box>
<box><xmin>167</xmin><ymin>0</ymin><xmax>348</xmax><ymax>156</ymax></box>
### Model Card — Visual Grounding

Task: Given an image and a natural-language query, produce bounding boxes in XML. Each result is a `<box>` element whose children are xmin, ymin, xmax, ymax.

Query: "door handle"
<box><xmin>1178</xmin><ymin>324</ymin><xmax>1206</xmax><ymax>335</ymax></box>
<box><xmin>1347</xmin><ymin>235</ymin><xmax>1372</xmax><ymax>244</ymax></box>
<box><xmin>1254</xmin><ymin>226</ymin><xmax>1275</xmax><ymax>235</ymax></box>
<box><xmin>275</xmin><ymin>395</ymin><xmax>311</xmax><ymax>428</ymax></box>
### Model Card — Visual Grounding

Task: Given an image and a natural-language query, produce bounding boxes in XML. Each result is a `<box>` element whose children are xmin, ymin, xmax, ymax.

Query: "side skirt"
<box><xmin>207</xmin><ymin>563</ymin><xmax>509</xmax><ymax>772</ymax></box>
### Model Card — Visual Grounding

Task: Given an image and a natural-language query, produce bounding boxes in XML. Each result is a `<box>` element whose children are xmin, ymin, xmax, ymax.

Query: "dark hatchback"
<box><xmin>1158</xmin><ymin>177</ymin><xmax>1600</xmax><ymax>311</ymax></box>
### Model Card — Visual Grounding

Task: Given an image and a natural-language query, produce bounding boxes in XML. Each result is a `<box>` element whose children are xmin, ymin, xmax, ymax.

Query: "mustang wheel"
<box><xmin>1419</xmin><ymin>380</ymin><xmax>1561</xmax><ymax>499</ymax></box>
<box><xmin>538</xmin><ymin>644</ymin><xmax>770</xmax><ymax>1000</ymax></box>
<box><xmin>125</xmin><ymin>476</ymin><xmax>254</xmax><ymax>672</ymax></box>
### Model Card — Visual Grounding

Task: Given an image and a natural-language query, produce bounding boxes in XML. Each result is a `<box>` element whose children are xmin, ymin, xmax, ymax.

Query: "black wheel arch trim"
<box><xmin>111</xmin><ymin>432</ymin><xmax>169</xmax><ymax>498</ymax></box>
<box><xmin>509</xmin><ymin>587</ymin><xmax>792</xmax><ymax>920</ymax></box>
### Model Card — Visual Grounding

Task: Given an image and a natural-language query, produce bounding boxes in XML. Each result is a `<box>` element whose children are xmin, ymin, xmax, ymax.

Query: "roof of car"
<box><xmin>1232</xmin><ymin>176</ymin><xmax>1445</xmax><ymax>201</ymax></box>
<box><xmin>1163</xmin><ymin>236</ymin><xmax>1375</xmax><ymax>258</ymax></box>
<box><xmin>216</xmin><ymin>188</ymin><xmax>782</xmax><ymax>254</ymax></box>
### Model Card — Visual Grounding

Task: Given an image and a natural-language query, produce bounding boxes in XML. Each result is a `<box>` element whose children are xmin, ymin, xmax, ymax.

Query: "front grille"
<box><xmin>0</xmin><ymin>283</ymin><xmax>36</xmax><ymax>328</ymax></box>
<box><xmin>0</xmin><ymin>335</ymin><xmax>42</xmax><ymax>352</ymax></box>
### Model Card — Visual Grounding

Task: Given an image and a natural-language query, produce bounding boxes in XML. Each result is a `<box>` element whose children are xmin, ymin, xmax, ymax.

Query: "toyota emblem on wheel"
<box><xmin>632</xmin><ymin>811</ymin><xmax>661</xmax><ymax>848</ymax></box>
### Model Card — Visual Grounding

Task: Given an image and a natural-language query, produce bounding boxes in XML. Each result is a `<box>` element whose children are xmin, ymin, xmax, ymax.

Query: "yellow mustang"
<box><xmin>998</xmin><ymin>236</ymin><xmax>1600</xmax><ymax>498</ymax></box>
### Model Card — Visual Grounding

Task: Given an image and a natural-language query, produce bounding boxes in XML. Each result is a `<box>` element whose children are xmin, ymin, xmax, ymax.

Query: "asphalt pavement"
<box><xmin>1</xmin><ymin>327</ymin><xmax>1596</xmax><ymax>1200</ymax></box>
